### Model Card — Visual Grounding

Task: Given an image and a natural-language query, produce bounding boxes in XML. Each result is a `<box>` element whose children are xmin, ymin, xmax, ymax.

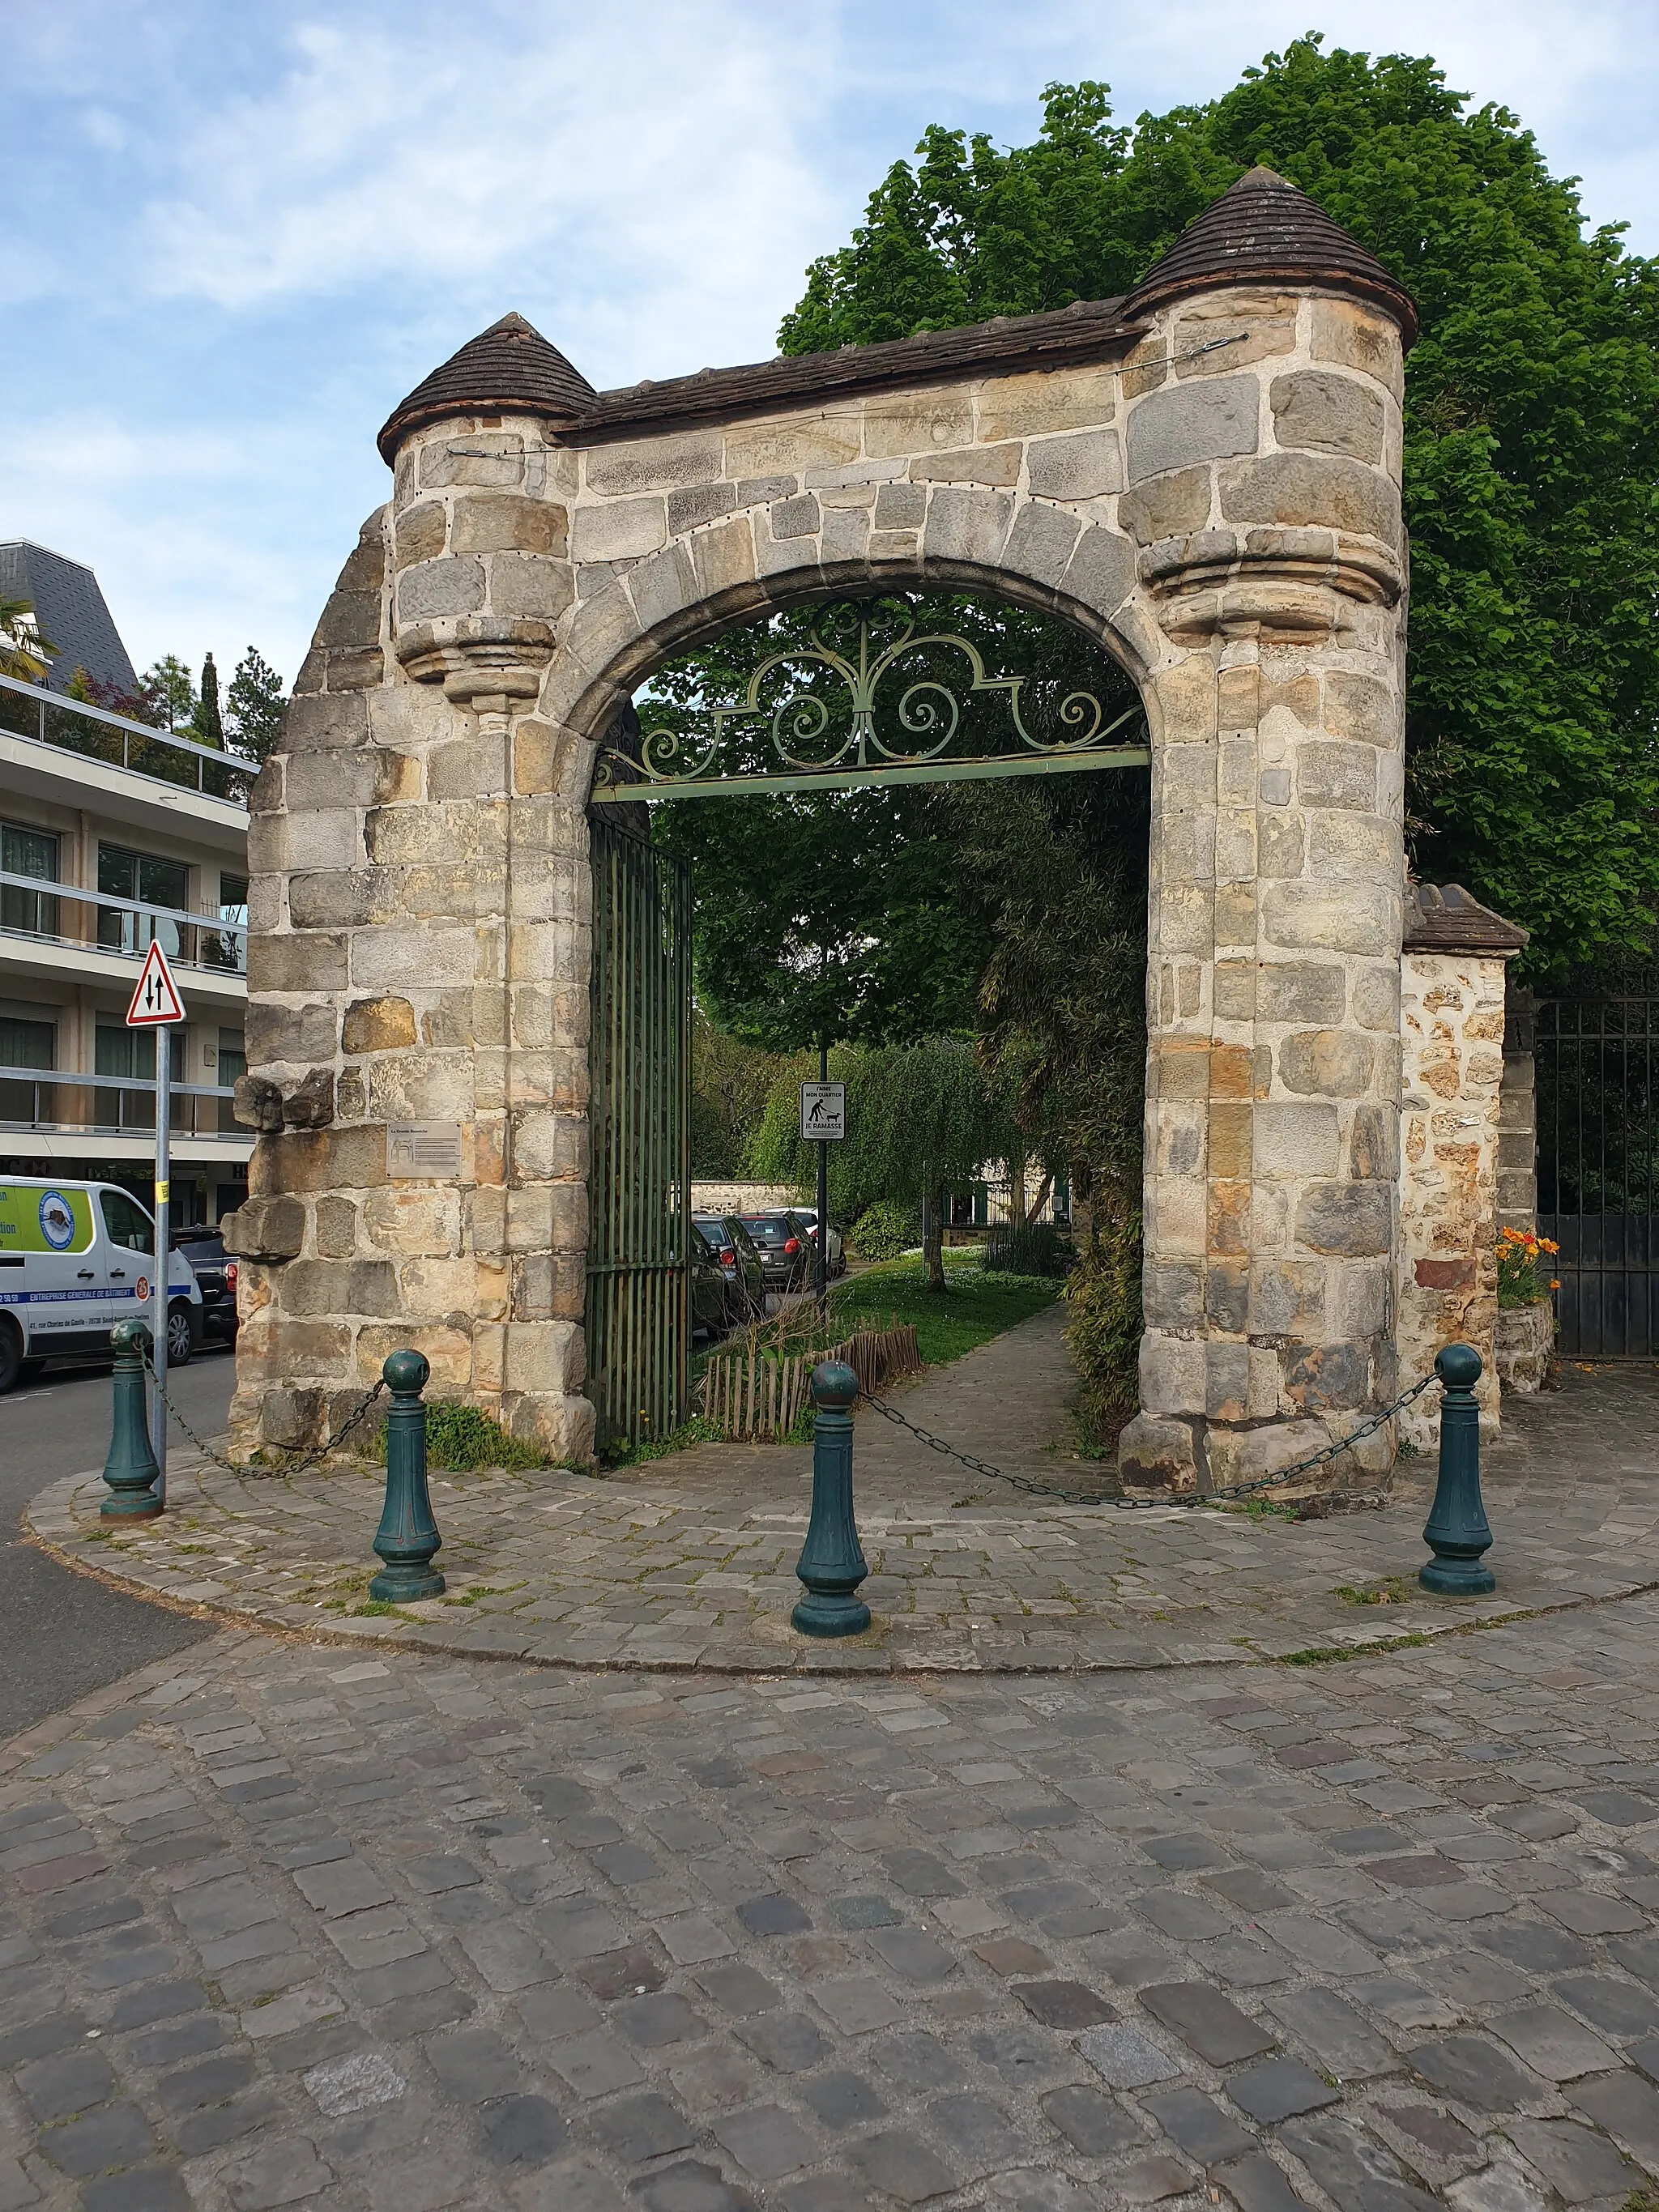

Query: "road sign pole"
<box><xmin>816</xmin><ymin>1039</ymin><xmax>829</xmax><ymax>1315</ymax></box>
<box><xmin>126</xmin><ymin>936</ymin><xmax>184</xmax><ymax>1513</ymax></box>
<box><xmin>151</xmin><ymin>1020</ymin><xmax>169</xmax><ymax>1504</ymax></box>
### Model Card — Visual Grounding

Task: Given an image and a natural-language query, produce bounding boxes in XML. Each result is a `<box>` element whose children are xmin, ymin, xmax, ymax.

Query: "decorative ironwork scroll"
<box><xmin>591</xmin><ymin>600</ymin><xmax>1148</xmax><ymax>803</ymax></box>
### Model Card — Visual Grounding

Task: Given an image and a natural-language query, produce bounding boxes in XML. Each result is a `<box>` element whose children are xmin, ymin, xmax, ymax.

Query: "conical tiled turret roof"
<box><xmin>377</xmin><ymin>313</ymin><xmax>599</xmax><ymax>462</ymax></box>
<box><xmin>1124</xmin><ymin>168</ymin><xmax>1417</xmax><ymax>343</ymax></box>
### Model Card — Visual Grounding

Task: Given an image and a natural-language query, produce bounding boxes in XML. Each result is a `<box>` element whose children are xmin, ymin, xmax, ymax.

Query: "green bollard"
<box><xmin>1420</xmin><ymin>1342</ymin><xmax>1495</xmax><ymax>1595</ymax></box>
<box><xmin>791</xmin><ymin>1360</ymin><xmax>871</xmax><ymax>1638</ymax></box>
<box><xmin>101</xmin><ymin>1319</ymin><xmax>163</xmax><ymax>1520</ymax></box>
<box><xmin>369</xmin><ymin>1351</ymin><xmax>446</xmax><ymax>1602</ymax></box>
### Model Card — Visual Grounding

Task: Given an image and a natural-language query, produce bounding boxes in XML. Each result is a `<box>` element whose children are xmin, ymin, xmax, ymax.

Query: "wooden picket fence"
<box><xmin>697</xmin><ymin>1319</ymin><xmax>921</xmax><ymax>1440</ymax></box>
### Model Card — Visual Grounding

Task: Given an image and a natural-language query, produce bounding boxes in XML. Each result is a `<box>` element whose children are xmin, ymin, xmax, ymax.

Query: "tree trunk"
<box><xmin>1009</xmin><ymin>1150</ymin><xmax>1028</xmax><ymax>1231</ymax></box>
<box><xmin>924</xmin><ymin>1187</ymin><xmax>946</xmax><ymax>1289</ymax></box>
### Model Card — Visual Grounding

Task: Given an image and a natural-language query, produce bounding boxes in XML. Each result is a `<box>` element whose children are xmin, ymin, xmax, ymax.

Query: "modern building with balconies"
<box><xmin>0</xmin><ymin>569</ymin><xmax>253</xmax><ymax>1226</ymax></box>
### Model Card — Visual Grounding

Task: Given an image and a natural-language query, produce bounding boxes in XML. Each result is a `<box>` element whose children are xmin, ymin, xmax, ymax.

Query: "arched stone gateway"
<box><xmin>229</xmin><ymin>166</ymin><xmax>1501</xmax><ymax>1491</ymax></box>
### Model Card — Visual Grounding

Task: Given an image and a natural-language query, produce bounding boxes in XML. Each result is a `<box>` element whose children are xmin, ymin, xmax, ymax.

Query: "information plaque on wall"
<box><xmin>389</xmin><ymin>1122</ymin><xmax>463</xmax><ymax>1178</ymax></box>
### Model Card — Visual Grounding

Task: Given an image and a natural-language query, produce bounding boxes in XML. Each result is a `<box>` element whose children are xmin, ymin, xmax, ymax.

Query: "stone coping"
<box><xmin>26</xmin><ymin>1441</ymin><xmax>1659</xmax><ymax>1677</ymax></box>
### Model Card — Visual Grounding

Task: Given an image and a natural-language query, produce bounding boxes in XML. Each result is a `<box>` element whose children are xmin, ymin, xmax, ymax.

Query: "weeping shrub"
<box><xmin>847</xmin><ymin>1200</ymin><xmax>917</xmax><ymax>1262</ymax></box>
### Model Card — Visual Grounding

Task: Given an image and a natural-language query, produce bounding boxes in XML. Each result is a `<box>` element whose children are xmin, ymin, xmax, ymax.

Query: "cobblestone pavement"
<box><xmin>12</xmin><ymin>1588</ymin><xmax>1659</xmax><ymax>2210</ymax></box>
<box><xmin>24</xmin><ymin>1312</ymin><xmax>1659</xmax><ymax>1671</ymax></box>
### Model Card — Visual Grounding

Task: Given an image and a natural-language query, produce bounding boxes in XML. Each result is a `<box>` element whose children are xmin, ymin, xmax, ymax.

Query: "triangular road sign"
<box><xmin>126</xmin><ymin>939</ymin><xmax>185</xmax><ymax>1027</ymax></box>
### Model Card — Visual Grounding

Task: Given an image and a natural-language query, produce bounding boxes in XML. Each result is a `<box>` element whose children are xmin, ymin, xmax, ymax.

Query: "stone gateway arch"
<box><xmin>228</xmin><ymin>167</ymin><xmax>1508</xmax><ymax>1489</ymax></box>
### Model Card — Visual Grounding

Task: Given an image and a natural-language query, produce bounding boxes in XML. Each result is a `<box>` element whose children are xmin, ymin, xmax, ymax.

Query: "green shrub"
<box><xmin>362</xmin><ymin>1400</ymin><xmax>559</xmax><ymax>1473</ymax></box>
<box><xmin>1064</xmin><ymin>1209</ymin><xmax>1142</xmax><ymax>1451</ymax></box>
<box><xmin>984</xmin><ymin>1221</ymin><xmax>1073</xmax><ymax>1278</ymax></box>
<box><xmin>847</xmin><ymin>1200</ymin><xmax>917</xmax><ymax>1263</ymax></box>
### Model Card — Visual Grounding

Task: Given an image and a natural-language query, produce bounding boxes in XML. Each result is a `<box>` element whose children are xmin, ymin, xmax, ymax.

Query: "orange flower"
<box><xmin>1549</xmin><ymin>1278</ymin><xmax>1560</xmax><ymax>1290</ymax></box>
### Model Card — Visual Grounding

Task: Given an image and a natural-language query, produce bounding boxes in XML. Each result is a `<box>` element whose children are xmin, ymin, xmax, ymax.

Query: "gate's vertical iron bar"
<box><xmin>585</xmin><ymin>815</ymin><xmax>693</xmax><ymax>1451</ymax></box>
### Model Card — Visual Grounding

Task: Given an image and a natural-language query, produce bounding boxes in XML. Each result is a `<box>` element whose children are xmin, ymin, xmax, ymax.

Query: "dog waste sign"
<box><xmin>800</xmin><ymin>1082</ymin><xmax>846</xmax><ymax>1142</ymax></box>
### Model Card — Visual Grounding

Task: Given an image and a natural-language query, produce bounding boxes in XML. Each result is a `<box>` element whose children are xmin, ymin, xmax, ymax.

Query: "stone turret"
<box><xmin>1111</xmin><ymin>166</ymin><xmax>1416</xmax><ymax>1490</ymax></box>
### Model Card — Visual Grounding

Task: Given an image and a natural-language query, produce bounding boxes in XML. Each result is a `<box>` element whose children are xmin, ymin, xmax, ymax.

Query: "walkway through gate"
<box><xmin>1537</xmin><ymin>987</ymin><xmax>1659</xmax><ymax>1357</ymax></box>
<box><xmin>584</xmin><ymin>816</ymin><xmax>692</xmax><ymax>1449</ymax></box>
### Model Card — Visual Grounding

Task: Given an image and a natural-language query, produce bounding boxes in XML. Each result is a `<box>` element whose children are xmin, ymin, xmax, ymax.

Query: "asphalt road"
<box><xmin>0</xmin><ymin>1342</ymin><xmax>235</xmax><ymax>1741</ymax></box>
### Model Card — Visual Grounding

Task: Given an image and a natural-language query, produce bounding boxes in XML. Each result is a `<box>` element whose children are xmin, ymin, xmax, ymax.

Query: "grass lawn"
<box><xmin>827</xmin><ymin>1251</ymin><xmax>1059</xmax><ymax>1367</ymax></box>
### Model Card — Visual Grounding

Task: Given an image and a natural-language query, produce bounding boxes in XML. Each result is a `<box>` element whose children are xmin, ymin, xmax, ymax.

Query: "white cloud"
<box><xmin>134</xmin><ymin>4</ymin><xmax>842</xmax><ymax>384</ymax></box>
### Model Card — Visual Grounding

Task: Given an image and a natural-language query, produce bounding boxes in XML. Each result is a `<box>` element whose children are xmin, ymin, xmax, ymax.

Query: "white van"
<box><xmin>0</xmin><ymin>1180</ymin><xmax>203</xmax><ymax>1392</ymax></box>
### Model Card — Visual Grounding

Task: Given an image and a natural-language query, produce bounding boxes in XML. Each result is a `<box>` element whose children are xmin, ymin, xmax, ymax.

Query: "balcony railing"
<box><xmin>0</xmin><ymin>671</ymin><xmax>254</xmax><ymax>808</ymax></box>
<box><xmin>0</xmin><ymin>1066</ymin><xmax>247</xmax><ymax>1142</ymax></box>
<box><xmin>0</xmin><ymin>867</ymin><xmax>246</xmax><ymax>976</ymax></box>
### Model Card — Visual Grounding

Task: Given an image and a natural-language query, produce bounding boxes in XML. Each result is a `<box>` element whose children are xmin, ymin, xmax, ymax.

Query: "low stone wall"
<box><xmin>1397</xmin><ymin>948</ymin><xmax>1508</xmax><ymax>1443</ymax></box>
<box><xmin>1496</xmin><ymin>1300</ymin><xmax>1554</xmax><ymax>1393</ymax></box>
<box><xmin>690</xmin><ymin>1183</ymin><xmax>798</xmax><ymax>1217</ymax></box>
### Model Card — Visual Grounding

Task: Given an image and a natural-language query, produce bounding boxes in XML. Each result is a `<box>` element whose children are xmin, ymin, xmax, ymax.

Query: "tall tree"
<box><xmin>227</xmin><ymin>647</ymin><xmax>286</xmax><ymax>764</ymax></box>
<box><xmin>779</xmin><ymin>38</ymin><xmax>1659</xmax><ymax>974</ymax></box>
<box><xmin>194</xmin><ymin>651</ymin><xmax>224</xmax><ymax>749</ymax></box>
<box><xmin>142</xmin><ymin>656</ymin><xmax>195</xmax><ymax>735</ymax></box>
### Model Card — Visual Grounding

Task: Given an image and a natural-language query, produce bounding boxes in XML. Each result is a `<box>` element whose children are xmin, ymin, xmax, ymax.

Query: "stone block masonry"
<box><xmin>227</xmin><ymin>168</ymin><xmax>1478</xmax><ymax>1488</ymax></box>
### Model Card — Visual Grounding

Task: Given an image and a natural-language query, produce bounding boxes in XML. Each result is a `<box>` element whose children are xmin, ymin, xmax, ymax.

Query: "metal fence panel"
<box><xmin>584</xmin><ymin>818</ymin><xmax>691</xmax><ymax>1449</ymax></box>
<box><xmin>1536</xmin><ymin>993</ymin><xmax>1658</xmax><ymax>1357</ymax></box>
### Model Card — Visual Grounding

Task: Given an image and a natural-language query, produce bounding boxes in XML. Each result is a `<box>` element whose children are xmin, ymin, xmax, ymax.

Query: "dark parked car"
<box><xmin>171</xmin><ymin>1225</ymin><xmax>238</xmax><ymax>1344</ymax></box>
<box><xmin>738</xmin><ymin>1212</ymin><xmax>812</xmax><ymax>1294</ymax></box>
<box><xmin>689</xmin><ymin>1222</ymin><xmax>731</xmax><ymax>1339</ymax></box>
<box><xmin>693</xmin><ymin>1214</ymin><xmax>766</xmax><ymax>1325</ymax></box>
<box><xmin>766</xmin><ymin>1206</ymin><xmax>845</xmax><ymax>1280</ymax></box>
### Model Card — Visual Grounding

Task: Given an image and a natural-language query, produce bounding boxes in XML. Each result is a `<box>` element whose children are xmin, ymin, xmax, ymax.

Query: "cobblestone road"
<box><xmin>11</xmin><ymin>1591</ymin><xmax>1659</xmax><ymax>2211</ymax></box>
<box><xmin>26</xmin><ymin>1316</ymin><xmax>1659</xmax><ymax>1672</ymax></box>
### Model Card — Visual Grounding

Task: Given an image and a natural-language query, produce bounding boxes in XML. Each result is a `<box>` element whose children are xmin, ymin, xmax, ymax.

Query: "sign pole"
<box><xmin>816</xmin><ymin>1039</ymin><xmax>829</xmax><ymax>1315</ymax></box>
<box><xmin>125</xmin><ymin>936</ymin><xmax>185</xmax><ymax>1511</ymax></box>
<box><xmin>151</xmin><ymin>1019</ymin><xmax>169</xmax><ymax>1502</ymax></box>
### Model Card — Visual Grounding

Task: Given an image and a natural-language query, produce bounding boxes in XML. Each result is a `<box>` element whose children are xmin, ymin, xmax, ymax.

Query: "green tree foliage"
<box><xmin>194</xmin><ymin>651</ymin><xmax>224</xmax><ymax>749</ymax></box>
<box><xmin>752</xmin><ymin>1038</ymin><xmax>1017</xmax><ymax>1287</ymax></box>
<box><xmin>955</xmin><ymin>773</ymin><xmax>1148</xmax><ymax>1213</ymax></box>
<box><xmin>689</xmin><ymin>1010</ymin><xmax>791</xmax><ymax>1177</ymax></box>
<box><xmin>227</xmin><ymin>647</ymin><xmax>287</xmax><ymax>764</ymax></box>
<box><xmin>650</xmin><ymin>595</ymin><xmax>1135</xmax><ymax>1046</ymax></box>
<box><xmin>142</xmin><ymin>655</ymin><xmax>195</xmax><ymax>735</ymax></box>
<box><xmin>780</xmin><ymin>37</ymin><xmax>1659</xmax><ymax>972</ymax></box>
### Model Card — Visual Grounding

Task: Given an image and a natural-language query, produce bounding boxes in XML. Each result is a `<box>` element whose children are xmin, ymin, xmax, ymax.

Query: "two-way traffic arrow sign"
<box><xmin>126</xmin><ymin>939</ymin><xmax>185</xmax><ymax>1028</ymax></box>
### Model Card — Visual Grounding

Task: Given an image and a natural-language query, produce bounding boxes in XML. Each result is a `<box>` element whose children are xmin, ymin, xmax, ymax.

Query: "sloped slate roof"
<box><xmin>1405</xmin><ymin>882</ymin><xmax>1529</xmax><ymax>956</ymax></box>
<box><xmin>1124</xmin><ymin>166</ymin><xmax>1418</xmax><ymax>344</ymax></box>
<box><xmin>0</xmin><ymin>540</ymin><xmax>138</xmax><ymax>697</ymax></box>
<box><xmin>377</xmin><ymin>313</ymin><xmax>599</xmax><ymax>461</ymax></box>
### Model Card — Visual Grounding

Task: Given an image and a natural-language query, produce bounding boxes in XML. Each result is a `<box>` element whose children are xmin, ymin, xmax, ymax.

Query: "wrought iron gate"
<box><xmin>584</xmin><ymin>816</ymin><xmax>692</xmax><ymax>1448</ymax></box>
<box><xmin>1537</xmin><ymin>991</ymin><xmax>1659</xmax><ymax>1357</ymax></box>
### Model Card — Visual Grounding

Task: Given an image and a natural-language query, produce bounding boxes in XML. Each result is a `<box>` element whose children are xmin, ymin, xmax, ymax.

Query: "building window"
<box><xmin>95</xmin><ymin>1021</ymin><xmax>184</xmax><ymax>1132</ymax></box>
<box><xmin>97</xmin><ymin>844</ymin><xmax>190</xmax><ymax>961</ymax></box>
<box><xmin>1</xmin><ymin>822</ymin><xmax>60</xmax><ymax>940</ymax></box>
<box><xmin>218</xmin><ymin>1027</ymin><xmax>246</xmax><ymax>1136</ymax></box>
<box><xmin>0</xmin><ymin>1013</ymin><xmax>54</xmax><ymax>1127</ymax></box>
<box><xmin>204</xmin><ymin>870</ymin><xmax>249</xmax><ymax>973</ymax></box>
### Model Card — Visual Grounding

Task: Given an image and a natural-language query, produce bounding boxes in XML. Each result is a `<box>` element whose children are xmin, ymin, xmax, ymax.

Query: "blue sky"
<box><xmin>5</xmin><ymin>0</ymin><xmax>1655</xmax><ymax>687</ymax></box>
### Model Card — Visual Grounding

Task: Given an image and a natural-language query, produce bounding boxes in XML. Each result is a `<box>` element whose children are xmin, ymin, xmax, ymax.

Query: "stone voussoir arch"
<box><xmin>228</xmin><ymin>164</ymin><xmax>1422</xmax><ymax>1493</ymax></box>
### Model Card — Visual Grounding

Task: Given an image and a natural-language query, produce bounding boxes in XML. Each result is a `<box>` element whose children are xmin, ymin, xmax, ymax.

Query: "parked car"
<box><xmin>770</xmin><ymin>1206</ymin><xmax>846</xmax><ymax>1280</ymax></box>
<box><xmin>737</xmin><ymin>1212</ymin><xmax>812</xmax><ymax>1294</ymax></box>
<box><xmin>688</xmin><ymin>1221</ymin><xmax>731</xmax><ymax>1339</ymax></box>
<box><xmin>0</xmin><ymin>1178</ymin><xmax>203</xmax><ymax>1392</ymax></box>
<box><xmin>692</xmin><ymin>1214</ymin><xmax>766</xmax><ymax>1325</ymax></box>
<box><xmin>170</xmin><ymin>1225</ymin><xmax>238</xmax><ymax>1345</ymax></box>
